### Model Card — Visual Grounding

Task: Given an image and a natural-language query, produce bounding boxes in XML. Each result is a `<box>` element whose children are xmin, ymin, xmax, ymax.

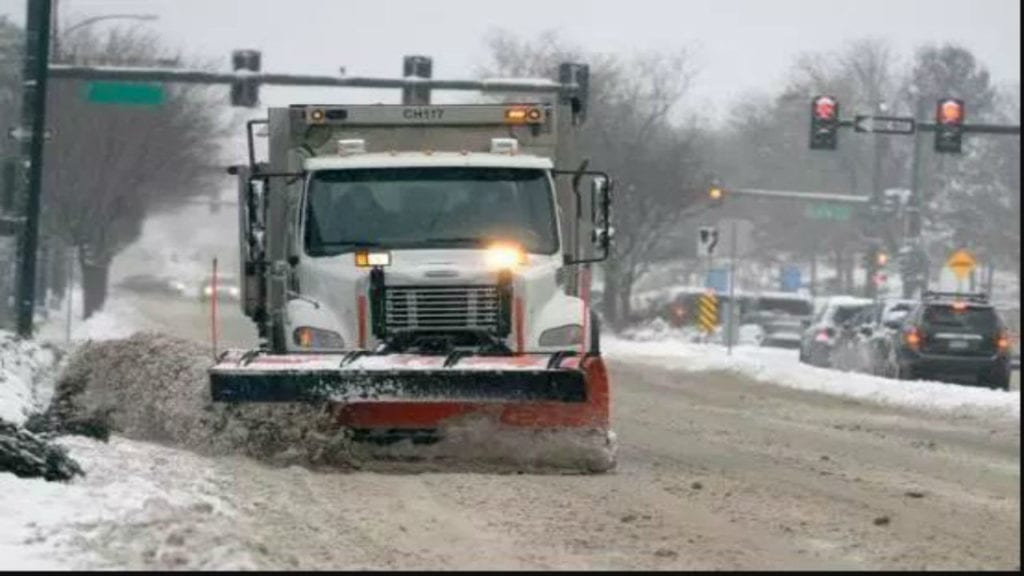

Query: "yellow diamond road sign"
<box><xmin>946</xmin><ymin>249</ymin><xmax>976</xmax><ymax>281</ymax></box>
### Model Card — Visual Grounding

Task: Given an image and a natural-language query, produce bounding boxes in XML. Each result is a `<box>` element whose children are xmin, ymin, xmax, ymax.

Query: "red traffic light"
<box><xmin>937</xmin><ymin>99</ymin><xmax>964</xmax><ymax>125</ymax></box>
<box><xmin>813</xmin><ymin>96</ymin><xmax>837</xmax><ymax>120</ymax></box>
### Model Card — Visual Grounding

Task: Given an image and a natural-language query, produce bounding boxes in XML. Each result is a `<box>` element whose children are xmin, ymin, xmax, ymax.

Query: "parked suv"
<box><xmin>885</xmin><ymin>292</ymin><xmax>1012</xmax><ymax>390</ymax></box>
<box><xmin>838</xmin><ymin>298</ymin><xmax>916</xmax><ymax>376</ymax></box>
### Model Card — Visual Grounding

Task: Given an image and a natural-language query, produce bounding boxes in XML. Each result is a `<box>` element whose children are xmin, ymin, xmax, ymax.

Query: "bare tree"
<box><xmin>712</xmin><ymin>39</ymin><xmax>903</xmax><ymax>295</ymax></box>
<box><xmin>900</xmin><ymin>43</ymin><xmax>1003</xmax><ymax>289</ymax></box>
<box><xmin>41</xmin><ymin>28</ymin><xmax>227</xmax><ymax>318</ymax></box>
<box><xmin>0</xmin><ymin>18</ymin><xmax>25</xmax><ymax>326</ymax></box>
<box><xmin>480</xmin><ymin>30</ymin><xmax>706</xmax><ymax>326</ymax></box>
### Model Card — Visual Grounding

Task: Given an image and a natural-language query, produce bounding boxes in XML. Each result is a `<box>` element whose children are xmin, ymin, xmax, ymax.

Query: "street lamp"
<box><xmin>52</xmin><ymin>14</ymin><xmax>160</xmax><ymax>62</ymax></box>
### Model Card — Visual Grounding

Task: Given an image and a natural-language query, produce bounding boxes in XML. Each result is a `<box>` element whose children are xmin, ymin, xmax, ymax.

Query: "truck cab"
<box><xmin>238</xmin><ymin>102</ymin><xmax>611</xmax><ymax>357</ymax></box>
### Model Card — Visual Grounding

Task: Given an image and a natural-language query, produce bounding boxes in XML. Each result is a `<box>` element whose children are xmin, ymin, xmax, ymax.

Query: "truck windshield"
<box><xmin>305</xmin><ymin>167</ymin><xmax>558</xmax><ymax>256</ymax></box>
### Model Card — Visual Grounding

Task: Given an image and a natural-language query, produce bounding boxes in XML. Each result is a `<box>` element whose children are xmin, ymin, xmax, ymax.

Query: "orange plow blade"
<box><xmin>210</xmin><ymin>351</ymin><xmax>615</xmax><ymax>472</ymax></box>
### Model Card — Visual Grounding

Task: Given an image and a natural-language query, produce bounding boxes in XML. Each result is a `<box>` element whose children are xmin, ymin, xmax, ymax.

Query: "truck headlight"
<box><xmin>294</xmin><ymin>327</ymin><xmax>345</xmax><ymax>349</ymax></box>
<box><xmin>485</xmin><ymin>243</ymin><xmax>527</xmax><ymax>270</ymax></box>
<box><xmin>539</xmin><ymin>324</ymin><xmax>583</xmax><ymax>347</ymax></box>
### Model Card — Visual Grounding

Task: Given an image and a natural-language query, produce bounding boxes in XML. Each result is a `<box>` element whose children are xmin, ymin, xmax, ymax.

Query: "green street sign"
<box><xmin>804</xmin><ymin>203</ymin><xmax>852</xmax><ymax>221</ymax></box>
<box><xmin>86</xmin><ymin>82</ymin><xmax>165</xmax><ymax>107</ymax></box>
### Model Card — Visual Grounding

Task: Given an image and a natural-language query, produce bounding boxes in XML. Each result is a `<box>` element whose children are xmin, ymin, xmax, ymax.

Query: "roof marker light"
<box><xmin>337</xmin><ymin>139</ymin><xmax>366</xmax><ymax>155</ymax></box>
<box><xmin>490</xmin><ymin>138</ymin><xmax>519</xmax><ymax>155</ymax></box>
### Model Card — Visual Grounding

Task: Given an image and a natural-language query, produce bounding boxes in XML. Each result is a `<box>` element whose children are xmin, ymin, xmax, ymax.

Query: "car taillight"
<box><xmin>904</xmin><ymin>327</ymin><xmax>922</xmax><ymax>351</ymax></box>
<box><xmin>996</xmin><ymin>330</ymin><xmax>1011</xmax><ymax>354</ymax></box>
<box><xmin>814</xmin><ymin>328</ymin><xmax>834</xmax><ymax>343</ymax></box>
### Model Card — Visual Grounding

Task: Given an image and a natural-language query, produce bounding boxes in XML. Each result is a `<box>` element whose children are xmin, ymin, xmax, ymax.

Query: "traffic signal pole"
<box><xmin>807</xmin><ymin>97</ymin><xmax>1019</xmax><ymax>300</ymax></box>
<box><xmin>906</xmin><ymin>99</ymin><xmax>926</xmax><ymax>298</ymax></box>
<box><xmin>866</xmin><ymin>114</ymin><xmax>886</xmax><ymax>300</ymax></box>
<box><xmin>14</xmin><ymin>0</ymin><xmax>53</xmax><ymax>337</ymax></box>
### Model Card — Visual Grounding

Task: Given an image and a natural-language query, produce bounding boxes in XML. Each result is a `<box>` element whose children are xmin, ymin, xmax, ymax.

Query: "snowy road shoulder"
<box><xmin>605</xmin><ymin>336</ymin><xmax>1020</xmax><ymax>422</ymax></box>
<box><xmin>0</xmin><ymin>436</ymin><xmax>267</xmax><ymax>570</ymax></box>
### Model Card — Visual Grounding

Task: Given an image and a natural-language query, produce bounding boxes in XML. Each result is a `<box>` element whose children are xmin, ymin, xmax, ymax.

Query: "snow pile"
<box><xmin>620</xmin><ymin>317</ymin><xmax>764</xmax><ymax>347</ymax></box>
<box><xmin>34</xmin><ymin>292</ymin><xmax>153</xmax><ymax>346</ymax></box>
<box><xmin>605</xmin><ymin>335</ymin><xmax>1020</xmax><ymax>421</ymax></box>
<box><xmin>44</xmin><ymin>332</ymin><xmax>339</xmax><ymax>461</ymax></box>
<box><xmin>0</xmin><ymin>331</ymin><xmax>58</xmax><ymax>425</ymax></box>
<box><xmin>70</xmin><ymin>297</ymin><xmax>153</xmax><ymax>342</ymax></box>
<box><xmin>0</xmin><ymin>436</ymin><xmax>266</xmax><ymax>570</ymax></box>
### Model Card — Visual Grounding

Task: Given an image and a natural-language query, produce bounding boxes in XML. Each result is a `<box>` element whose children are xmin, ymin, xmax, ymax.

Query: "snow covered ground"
<box><xmin>0</xmin><ymin>436</ymin><xmax>264</xmax><ymax>570</ymax></box>
<box><xmin>605</xmin><ymin>334</ymin><xmax>1020</xmax><ymax>422</ymax></box>
<box><xmin>0</xmin><ymin>332</ymin><xmax>57</xmax><ymax>425</ymax></box>
<box><xmin>2</xmin><ymin>302</ymin><xmax>183</xmax><ymax>570</ymax></box>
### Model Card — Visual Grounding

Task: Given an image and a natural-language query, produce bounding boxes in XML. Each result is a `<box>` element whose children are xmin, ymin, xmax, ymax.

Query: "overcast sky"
<box><xmin>2</xmin><ymin>0</ymin><xmax>1020</xmax><ymax>123</ymax></box>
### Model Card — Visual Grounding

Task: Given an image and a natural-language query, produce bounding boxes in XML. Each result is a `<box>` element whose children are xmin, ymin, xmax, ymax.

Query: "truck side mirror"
<box><xmin>246</xmin><ymin>178</ymin><xmax>267</xmax><ymax>261</ymax></box>
<box><xmin>590</xmin><ymin>176</ymin><xmax>612</xmax><ymax>254</ymax></box>
<box><xmin>553</xmin><ymin>168</ymin><xmax>613</xmax><ymax>265</ymax></box>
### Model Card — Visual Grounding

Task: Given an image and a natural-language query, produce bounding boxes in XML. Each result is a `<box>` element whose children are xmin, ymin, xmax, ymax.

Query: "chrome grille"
<box><xmin>385</xmin><ymin>285</ymin><xmax>500</xmax><ymax>331</ymax></box>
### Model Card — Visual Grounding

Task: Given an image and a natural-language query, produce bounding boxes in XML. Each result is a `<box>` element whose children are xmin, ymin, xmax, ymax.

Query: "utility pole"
<box><xmin>905</xmin><ymin>97</ymin><xmax>926</xmax><ymax>299</ymax></box>
<box><xmin>15</xmin><ymin>0</ymin><xmax>53</xmax><ymax>338</ymax></box>
<box><xmin>727</xmin><ymin>220</ymin><xmax>738</xmax><ymax>356</ymax></box>
<box><xmin>865</xmin><ymin>102</ymin><xmax>886</xmax><ymax>301</ymax></box>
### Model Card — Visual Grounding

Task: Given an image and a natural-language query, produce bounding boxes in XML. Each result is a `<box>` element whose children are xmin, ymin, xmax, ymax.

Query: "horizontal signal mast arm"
<box><xmin>47</xmin><ymin>64</ymin><xmax>571</xmax><ymax>94</ymax></box>
<box><xmin>724</xmin><ymin>188</ymin><xmax>872</xmax><ymax>204</ymax></box>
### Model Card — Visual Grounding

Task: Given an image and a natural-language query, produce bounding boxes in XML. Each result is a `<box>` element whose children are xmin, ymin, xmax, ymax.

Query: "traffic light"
<box><xmin>230</xmin><ymin>49</ymin><xmax>262</xmax><ymax>107</ymax></box>
<box><xmin>708</xmin><ymin>186</ymin><xmax>724</xmax><ymax>205</ymax></box>
<box><xmin>934</xmin><ymin>98</ymin><xmax>964</xmax><ymax>154</ymax></box>
<box><xmin>809</xmin><ymin>95</ymin><xmax>840</xmax><ymax>150</ymax></box>
<box><xmin>402</xmin><ymin>55</ymin><xmax>433</xmax><ymax>106</ymax></box>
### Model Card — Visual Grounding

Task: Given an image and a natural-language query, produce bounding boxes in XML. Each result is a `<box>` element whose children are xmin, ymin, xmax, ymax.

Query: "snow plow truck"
<box><xmin>209</xmin><ymin>63</ymin><xmax>617</xmax><ymax>471</ymax></box>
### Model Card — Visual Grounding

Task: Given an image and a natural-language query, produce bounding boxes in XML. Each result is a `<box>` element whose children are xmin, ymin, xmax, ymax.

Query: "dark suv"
<box><xmin>886</xmin><ymin>292</ymin><xmax>1012</xmax><ymax>390</ymax></box>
